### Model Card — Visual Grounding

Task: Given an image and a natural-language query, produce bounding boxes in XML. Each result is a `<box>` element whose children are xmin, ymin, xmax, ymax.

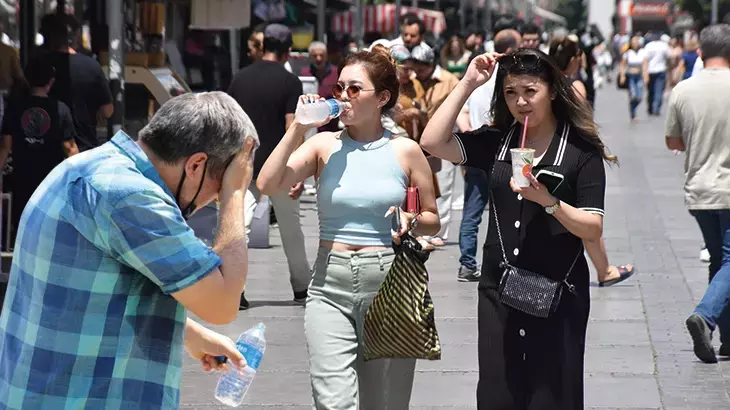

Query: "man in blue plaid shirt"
<box><xmin>0</xmin><ymin>92</ymin><xmax>258</xmax><ymax>409</ymax></box>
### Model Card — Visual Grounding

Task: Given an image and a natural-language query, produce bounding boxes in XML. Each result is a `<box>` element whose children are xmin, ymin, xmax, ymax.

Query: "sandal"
<box><xmin>598</xmin><ymin>265</ymin><xmax>636</xmax><ymax>287</ymax></box>
<box><xmin>429</xmin><ymin>237</ymin><xmax>446</xmax><ymax>247</ymax></box>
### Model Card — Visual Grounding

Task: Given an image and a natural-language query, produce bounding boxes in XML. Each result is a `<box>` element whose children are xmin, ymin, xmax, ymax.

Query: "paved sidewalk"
<box><xmin>181</xmin><ymin>88</ymin><xmax>730</xmax><ymax>409</ymax></box>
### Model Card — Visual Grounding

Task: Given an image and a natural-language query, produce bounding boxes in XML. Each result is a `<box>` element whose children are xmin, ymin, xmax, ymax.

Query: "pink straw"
<box><xmin>520</xmin><ymin>116</ymin><xmax>529</xmax><ymax>149</ymax></box>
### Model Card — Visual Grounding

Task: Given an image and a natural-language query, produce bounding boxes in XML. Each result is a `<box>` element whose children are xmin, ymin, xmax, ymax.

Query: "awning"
<box><xmin>331</xmin><ymin>4</ymin><xmax>446</xmax><ymax>35</ymax></box>
<box><xmin>532</xmin><ymin>6</ymin><xmax>567</xmax><ymax>26</ymax></box>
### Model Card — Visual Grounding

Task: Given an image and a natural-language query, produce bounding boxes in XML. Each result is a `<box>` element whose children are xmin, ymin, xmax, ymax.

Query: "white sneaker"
<box><xmin>700</xmin><ymin>247</ymin><xmax>711</xmax><ymax>263</ymax></box>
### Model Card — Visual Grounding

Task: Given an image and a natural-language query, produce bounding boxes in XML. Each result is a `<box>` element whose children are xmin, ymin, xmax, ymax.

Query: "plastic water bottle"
<box><xmin>295</xmin><ymin>99</ymin><xmax>348</xmax><ymax>124</ymax></box>
<box><xmin>214</xmin><ymin>323</ymin><xmax>266</xmax><ymax>407</ymax></box>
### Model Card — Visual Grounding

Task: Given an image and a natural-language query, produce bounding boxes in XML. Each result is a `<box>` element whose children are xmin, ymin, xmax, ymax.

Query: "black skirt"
<box><xmin>477</xmin><ymin>260</ymin><xmax>590</xmax><ymax>410</ymax></box>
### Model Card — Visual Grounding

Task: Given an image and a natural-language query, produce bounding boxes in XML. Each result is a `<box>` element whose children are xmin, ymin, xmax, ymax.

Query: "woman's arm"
<box><xmin>572</xmin><ymin>80</ymin><xmax>587</xmax><ymax>101</ymax></box>
<box><xmin>420</xmin><ymin>53</ymin><xmax>499</xmax><ymax>163</ymax></box>
<box><xmin>394</xmin><ymin>139</ymin><xmax>440</xmax><ymax>237</ymax></box>
<box><xmin>550</xmin><ymin>202</ymin><xmax>603</xmax><ymax>241</ymax></box>
<box><xmin>509</xmin><ymin>176</ymin><xmax>603</xmax><ymax>241</ymax></box>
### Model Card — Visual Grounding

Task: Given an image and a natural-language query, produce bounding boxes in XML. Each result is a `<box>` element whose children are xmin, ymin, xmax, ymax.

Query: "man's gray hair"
<box><xmin>138</xmin><ymin>92</ymin><xmax>259</xmax><ymax>177</ymax></box>
<box><xmin>308</xmin><ymin>41</ymin><xmax>327</xmax><ymax>54</ymax></box>
<box><xmin>700</xmin><ymin>24</ymin><xmax>730</xmax><ymax>61</ymax></box>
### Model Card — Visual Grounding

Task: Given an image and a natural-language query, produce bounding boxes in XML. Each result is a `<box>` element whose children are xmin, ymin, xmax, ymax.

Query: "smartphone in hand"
<box><xmin>535</xmin><ymin>170</ymin><xmax>565</xmax><ymax>194</ymax></box>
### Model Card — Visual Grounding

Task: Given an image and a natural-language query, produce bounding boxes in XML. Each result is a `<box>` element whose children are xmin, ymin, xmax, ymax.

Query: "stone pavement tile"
<box><xmin>431</xmin><ymin>295</ymin><xmax>478</xmax><ymax>319</ymax></box>
<box><xmin>240</xmin><ymin>305</ymin><xmax>306</xmax><ymax>319</ymax></box>
<box><xmin>584</xmin><ymin>374</ymin><xmax>661</xmax><ymax>408</ymax></box>
<box><xmin>586</xmin><ymin>320</ymin><xmax>650</xmax><ymax>346</ymax></box>
<box><xmin>434</xmin><ymin>319</ymin><xmax>478</xmax><ymax>345</ymax></box>
<box><xmin>590</xmin><ymin>300</ymin><xmax>646</xmax><ymax>321</ymax></box>
<box><xmin>417</xmin><ymin>344</ymin><xmax>479</xmax><ymax>372</ymax></box>
<box><xmin>410</xmin><ymin>372</ymin><xmax>477</xmax><ymax>407</ymax></box>
<box><xmin>585</xmin><ymin>345</ymin><xmax>655</xmax><ymax>375</ymax></box>
<box><xmin>182</xmin><ymin>370</ymin><xmax>313</xmax><ymax>407</ymax></box>
<box><xmin>589</xmin><ymin>285</ymin><xmax>642</xmax><ymax>302</ymax></box>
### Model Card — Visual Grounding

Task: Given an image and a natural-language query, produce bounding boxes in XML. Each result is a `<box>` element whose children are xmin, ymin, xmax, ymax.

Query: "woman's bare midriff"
<box><xmin>319</xmin><ymin>239</ymin><xmax>390</xmax><ymax>253</ymax></box>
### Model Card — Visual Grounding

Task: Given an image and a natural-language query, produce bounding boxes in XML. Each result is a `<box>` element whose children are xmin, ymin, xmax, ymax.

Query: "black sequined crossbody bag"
<box><xmin>490</xmin><ymin>192</ymin><xmax>582</xmax><ymax>318</ymax></box>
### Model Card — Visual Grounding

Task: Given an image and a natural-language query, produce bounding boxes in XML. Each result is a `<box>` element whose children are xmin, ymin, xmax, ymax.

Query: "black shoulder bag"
<box><xmin>490</xmin><ymin>191</ymin><xmax>583</xmax><ymax>318</ymax></box>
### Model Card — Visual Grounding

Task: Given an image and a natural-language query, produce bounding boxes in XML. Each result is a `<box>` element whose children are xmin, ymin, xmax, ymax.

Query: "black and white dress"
<box><xmin>454</xmin><ymin>121</ymin><xmax>606</xmax><ymax>410</ymax></box>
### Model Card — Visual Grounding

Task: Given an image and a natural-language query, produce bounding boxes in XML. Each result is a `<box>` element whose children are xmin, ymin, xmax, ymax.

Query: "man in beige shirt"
<box><xmin>665</xmin><ymin>24</ymin><xmax>730</xmax><ymax>364</ymax></box>
<box><xmin>404</xmin><ymin>44</ymin><xmax>460</xmax><ymax>247</ymax></box>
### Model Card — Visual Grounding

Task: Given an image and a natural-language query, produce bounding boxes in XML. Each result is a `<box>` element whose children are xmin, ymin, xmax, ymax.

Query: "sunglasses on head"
<box><xmin>498</xmin><ymin>53</ymin><xmax>542</xmax><ymax>71</ymax></box>
<box><xmin>332</xmin><ymin>83</ymin><xmax>376</xmax><ymax>99</ymax></box>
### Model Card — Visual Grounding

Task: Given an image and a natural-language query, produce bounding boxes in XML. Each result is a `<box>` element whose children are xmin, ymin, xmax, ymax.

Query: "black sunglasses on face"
<box><xmin>498</xmin><ymin>53</ymin><xmax>541</xmax><ymax>71</ymax></box>
<box><xmin>332</xmin><ymin>83</ymin><xmax>375</xmax><ymax>99</ymax></box>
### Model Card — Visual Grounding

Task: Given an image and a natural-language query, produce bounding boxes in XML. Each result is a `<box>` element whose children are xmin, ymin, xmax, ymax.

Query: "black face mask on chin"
<box><xmin>175</xmin><ymin>161</ymin><xmax>207</xmax><ymax>220</ymax></box>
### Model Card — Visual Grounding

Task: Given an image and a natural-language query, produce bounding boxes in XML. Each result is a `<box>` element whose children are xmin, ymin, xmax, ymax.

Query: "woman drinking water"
<box><xmin>257</xmin><ymin>48</ymin><xmax>439</xmax><ymax>409</ymax></box>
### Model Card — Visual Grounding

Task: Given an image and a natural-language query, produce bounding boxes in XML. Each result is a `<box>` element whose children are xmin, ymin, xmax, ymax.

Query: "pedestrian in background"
<box><xmin>665</xmin><ymin>24</ymin><xmax>730</xmax><ymax>364</ymax></box>
<box><xmin>300</xmin><ymin>41</ymin><xmax>340</xmax><ymax>132</ymax></box>
<box><xmin>551</xmin><ymin>34</ymin><xmax>635</xmax><ymax>287</ymax></box>
<box><xmin>454</xmin><ymin>28</ymin><xmax>521</xmax><ymax>283</ymax></box>
<box><xmin>667</xmin><ymin>37</ymin><xmax>684</xmax><ymax>87</ymax></box>
<box><xmin>440</xmin><ymin>34</ymin><xmax>471</xmax><ymax>79</ymax></box>
<box><xmin>642</xmin><ymin>32</ymin><xmax>670</xmax><ymax>116</ymax></box>
<box><xmin>228</xmin><ymin>24</ymin><xmax>309</xmax><ymax>309</ymax></box>
<box><xmin>0</xmin><ymin>58</ymin><xmax>79</xmax><ymax>244</ymax></box>
<box><xmin>680</xmin><ymin>38</ymin><xmax>700</xmax><ymax>80</ymax></box>
<box><xmin>256</xmin><ymin>47</ymin><xmax>440</xmax><ymax>409</ymax></box>
<box><xmin>404</xmin><ymin>44</ymin><xmax>459</xmax><ymax>247</ymax></box>
<box><xmin>620</xmin><ymin>35</ymin><xmax>647</xmax><ymax>120</ymax></box>
<box><xmin>391</xmin><ymin>12</ymin><xmax>427</xmax><ymax>50</ymax></box>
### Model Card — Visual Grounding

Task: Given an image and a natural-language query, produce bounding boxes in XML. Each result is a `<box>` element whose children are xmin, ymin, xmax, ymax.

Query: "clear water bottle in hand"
<box><xmin>214</xmin><ymin>323</ymin><xmax>266</xmax><ymax>407</ymax></box>
<box><xmin>295</xmin><ymin>99</ymin><xmax>348</xmax><ymax>125</ymax></box>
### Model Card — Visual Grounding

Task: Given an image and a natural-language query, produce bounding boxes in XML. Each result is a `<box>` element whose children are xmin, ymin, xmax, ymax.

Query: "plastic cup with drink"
<box><xmin>511</xmin><ymin>116</ymin><xmax>533</xmax><ymax>188</ymax></box>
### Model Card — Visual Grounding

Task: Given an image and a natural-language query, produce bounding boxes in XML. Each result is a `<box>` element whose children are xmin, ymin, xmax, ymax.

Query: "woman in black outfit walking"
<box><xmin>421</xmin><ymin>48</ymin><xmax>616</xmax><ymax>409</ymax></box>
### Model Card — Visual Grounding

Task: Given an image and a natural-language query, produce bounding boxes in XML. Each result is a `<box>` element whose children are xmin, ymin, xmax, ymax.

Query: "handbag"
<box><xmin>363</xmin><ymin>232</ymin><xmax>441</xmax><ymax>361</ymax></box>
<box><xmin>617</xmin><ymin>72</ymin><xmax>628</xmax><ymax>89</ymax></box>
<box><xmin>490</xmin><ymin>192</ymin><xmax>582</xmax><ymax>318</ymax></box>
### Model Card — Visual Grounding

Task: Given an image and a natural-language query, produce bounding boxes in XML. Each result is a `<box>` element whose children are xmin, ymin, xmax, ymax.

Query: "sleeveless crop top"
<box><xmin>316</xmin><ymin>129</ymin><xmax>408</xmax><ymax>246</ymax></box>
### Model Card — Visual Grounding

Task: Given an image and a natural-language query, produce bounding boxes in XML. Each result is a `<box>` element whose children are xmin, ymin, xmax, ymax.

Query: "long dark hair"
<box><xmin>490</xmin><ymin>48</ymin><xmax>617</xmax><ymax>164</ymax></box>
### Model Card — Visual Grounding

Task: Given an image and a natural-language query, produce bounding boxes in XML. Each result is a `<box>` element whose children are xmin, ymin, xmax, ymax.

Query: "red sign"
<box><xmin>631</xmin><ymin>2</ymin><xmax>670</xmax><ymax>16</ymax></box>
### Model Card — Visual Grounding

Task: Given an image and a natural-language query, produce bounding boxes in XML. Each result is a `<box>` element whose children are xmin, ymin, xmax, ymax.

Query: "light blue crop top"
<box><xmin>317</xmin><ymin>129</ymin><xmax>408</xmax><ymax>246</ymax></box>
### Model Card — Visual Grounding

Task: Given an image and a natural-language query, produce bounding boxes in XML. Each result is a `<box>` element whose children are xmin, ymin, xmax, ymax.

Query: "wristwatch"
<box><xmin>545</xmin><ymin>197</ymin><xmax>561</xmax><ymax>215</ymax></box>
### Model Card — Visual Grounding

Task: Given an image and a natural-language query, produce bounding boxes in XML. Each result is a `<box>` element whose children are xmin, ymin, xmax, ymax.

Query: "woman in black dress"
<box><xmin>421</xmin><ymin>48</ymin><xmax>617</xmax><ymax>409</ymax></box>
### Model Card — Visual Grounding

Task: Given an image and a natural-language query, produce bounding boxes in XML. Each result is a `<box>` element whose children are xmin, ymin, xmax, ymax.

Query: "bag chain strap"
<box><xmin>489</xmin><ymin>190</ymin><xmax>582</xmax><ymax>293</ymax></box>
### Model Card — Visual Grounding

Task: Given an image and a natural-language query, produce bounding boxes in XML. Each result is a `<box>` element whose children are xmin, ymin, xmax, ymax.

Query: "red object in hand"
<box><xmin>407</xmin><ymin>187</ymin><xmax>420</xmax><ymax>214</ymax></box>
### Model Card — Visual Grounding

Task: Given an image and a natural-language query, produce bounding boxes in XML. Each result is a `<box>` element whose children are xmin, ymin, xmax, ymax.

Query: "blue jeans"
<box><xmin>458</xmin><ymin>167</ymin><xmax>489</xmax><ymax>270</ymax></box>
<box><xmin>691</xmin><ymin>209</ymin><xmax>730</xmax><ymax>345</ymax></box>
<box><xmin>647</xmin><ymin>72</ymin><xmax>666</xmax><ymax>115</ymax></box>
<box><xmin>627</xmin><ymin>74</ymin><xmax>643</xmax><ymax>118</ymax></box>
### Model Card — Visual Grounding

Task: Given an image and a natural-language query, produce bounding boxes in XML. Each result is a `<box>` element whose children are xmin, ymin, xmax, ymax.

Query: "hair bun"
<box><xmin>369</xmin><ymin>43</ymin><xmax>398</xmax><ymax>68</ymax></box>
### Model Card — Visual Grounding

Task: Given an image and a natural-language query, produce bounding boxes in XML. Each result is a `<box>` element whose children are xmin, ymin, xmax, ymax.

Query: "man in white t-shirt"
<box><xmin>643</xmin><ymin>33</ymin><xmax>670</xmax><ymax>115</ymax></box>
<box><xmin>452</xmin><ymin>29</ymin><xmax>520</xmax><ymax>282</ymax></box>
<box><xmin>390</xmin><ymin>12</ymin><xmax>428</xmax><ymax>50</ymax></box>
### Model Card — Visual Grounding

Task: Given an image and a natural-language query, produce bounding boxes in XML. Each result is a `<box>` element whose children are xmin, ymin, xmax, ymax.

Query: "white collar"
<box><xmin>431</xmin><ymin>65</ymin><xmax>442</xmax><ymax>80</ymax></box>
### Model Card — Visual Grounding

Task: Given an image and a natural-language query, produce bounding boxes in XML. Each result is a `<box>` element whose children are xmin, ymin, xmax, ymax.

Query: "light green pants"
<box><xmin>305</xmin><ymin>247</ymin><xmax>417</xmax><ymax>410</ymax></box>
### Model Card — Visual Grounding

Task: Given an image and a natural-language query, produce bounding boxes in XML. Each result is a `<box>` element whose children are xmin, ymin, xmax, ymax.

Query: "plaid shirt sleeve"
<box><xmin>102</xmin><ymin>190</ymin><xmax>222</xmax><ymax>294</ymax></box>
